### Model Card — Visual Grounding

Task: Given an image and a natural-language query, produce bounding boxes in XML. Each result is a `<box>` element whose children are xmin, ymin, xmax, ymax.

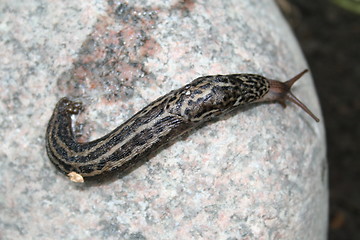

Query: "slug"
<box><xmin>46</xmin><ymin>69</ymin><xmax>319</xmax><ymax>182</ymax></box>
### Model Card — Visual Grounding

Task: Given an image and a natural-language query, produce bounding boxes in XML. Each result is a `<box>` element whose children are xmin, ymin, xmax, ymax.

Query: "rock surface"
<box><xmin>0</xmin><ymin>0</ymin><xmax>327</xmax><ymax>239</ymax></box>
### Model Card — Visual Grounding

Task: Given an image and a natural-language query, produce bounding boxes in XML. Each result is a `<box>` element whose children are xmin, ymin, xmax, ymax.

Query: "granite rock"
<box><xmin>0</xmin><ymin>0</ymin><xmax>327</xmax><ymax>239</ymax></box>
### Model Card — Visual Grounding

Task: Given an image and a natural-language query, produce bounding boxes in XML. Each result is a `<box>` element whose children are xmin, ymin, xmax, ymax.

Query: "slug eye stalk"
<box><xmin>260</xmin><ymin>69</ymin><xmax>320</xmax><ymax>122</ymax></box>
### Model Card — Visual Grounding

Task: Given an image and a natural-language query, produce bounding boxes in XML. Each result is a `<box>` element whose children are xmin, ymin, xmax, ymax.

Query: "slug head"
<box><xmin>259</xmin><ymin>69</ymin><xmax>320</xmax><ymax>122</ymax></box>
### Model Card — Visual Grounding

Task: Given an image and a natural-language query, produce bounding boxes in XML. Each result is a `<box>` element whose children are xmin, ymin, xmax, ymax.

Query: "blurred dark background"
<box><xmin>276</xmin><ymin>0</ymin><xmax>360</xmax><ymax>239</ymax></box>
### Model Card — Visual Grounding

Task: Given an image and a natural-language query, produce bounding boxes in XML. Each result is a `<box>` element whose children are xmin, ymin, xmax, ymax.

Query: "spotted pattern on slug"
<box><xmin>165</xmin><ymin>74</ymin><xmax>269</xmax><ymax>122</ymax></box>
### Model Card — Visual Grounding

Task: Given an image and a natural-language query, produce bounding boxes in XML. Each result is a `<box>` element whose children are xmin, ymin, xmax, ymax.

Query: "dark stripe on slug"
<box><xmin>202</xmin><ymin>93</ymin><xmax>213</xmax><ymax>102</ymax></box>
<box><xmin>50</xmin><ymin>134</ymin><xmax>69</xmax><ymax>159</ymax></box>
<box><xmin>133</xmin><ymin>129</ymin><xmax>154</xmax><ymax>146</ymax></box>
<box><xmin>214</xmin><ymin>75</ymin><xmax>229</xmax><ymax>84</ymax></box>
<box><xmin>110</xmin><ymin>146</ymin><xmax>133</xmax><ymax>162</ymax></box>
<box><xmin>79</xmin><ymin>164</ymin><xmax>98</xmax><ymax>174</ymax></box>
<box><xmin>153</xmin><ymin>116</ymin><xmax>181</xmax><ymax>133</ymax></box>
<box><xmin>198</xmin><ymin>82</ymin><xmax>211</xmax><ymax>89</ymax></box>
<box><xmin>46</xmin><ymin>143</ymin><xmax>74</xmax><ymax>173</ymax></box>
<box><xmin>191</xmin><ymin>89</ymin><xmax>203</xmax><ymax>96</ymax></box>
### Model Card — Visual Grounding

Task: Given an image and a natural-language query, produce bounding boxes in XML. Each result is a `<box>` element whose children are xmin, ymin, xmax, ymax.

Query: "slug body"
<box><xmin>46</xmin><ymin>70</ymin><xmax>319</xmax><ymax>181</ymax></box>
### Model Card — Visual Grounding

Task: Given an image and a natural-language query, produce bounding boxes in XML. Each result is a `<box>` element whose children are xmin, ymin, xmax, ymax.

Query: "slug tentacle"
<box><xmin>258</xmin><ymin>69</ymin><xmax>320</xmax><ymax>122</ymax></box>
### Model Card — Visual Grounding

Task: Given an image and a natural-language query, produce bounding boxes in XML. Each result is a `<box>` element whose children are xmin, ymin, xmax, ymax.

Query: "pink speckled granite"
<box><xmin>0</xmin><ymin>0</ymin><xmax>327</xmax><ymax>239</ymax></box>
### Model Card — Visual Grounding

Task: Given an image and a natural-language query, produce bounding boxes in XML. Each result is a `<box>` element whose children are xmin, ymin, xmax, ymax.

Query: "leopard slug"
<box><xmin>46</xmin><ymin>69</ymin><xmax>319</xmax><ymax>182</ymax></box>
